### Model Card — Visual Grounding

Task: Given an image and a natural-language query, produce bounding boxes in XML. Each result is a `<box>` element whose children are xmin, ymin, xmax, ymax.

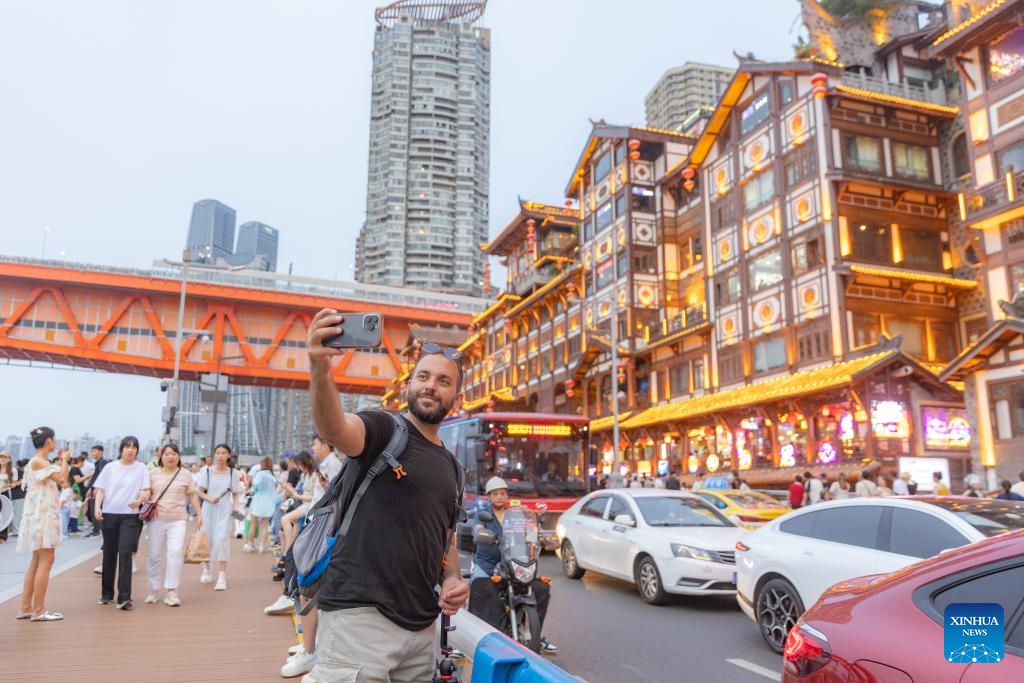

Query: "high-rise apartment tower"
<box><xmin>644</xmin><ymin>62</ymin><xmax>735</xmax><ymax>132</ymax></box>
<box><xmin>355</xmin><ymin>0</ymin><xmax>491</xmax><ymax>296</ymax></box>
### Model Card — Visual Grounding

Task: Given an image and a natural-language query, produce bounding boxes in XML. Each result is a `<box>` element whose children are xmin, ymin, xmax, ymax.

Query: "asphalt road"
<box><xmin>534</xmin><ymin>553</ymin><xmax>784</xmax><ymax>682</ymax></box>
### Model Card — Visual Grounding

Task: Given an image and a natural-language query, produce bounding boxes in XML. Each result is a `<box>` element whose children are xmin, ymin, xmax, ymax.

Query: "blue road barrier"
<box><xmin>448</xmin><ymin>611</ymin><xmax>577</xmax><ymax>683</ymax></box>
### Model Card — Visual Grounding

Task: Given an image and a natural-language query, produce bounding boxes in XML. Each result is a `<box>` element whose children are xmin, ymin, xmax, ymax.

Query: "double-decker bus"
<box><xmin>439</xmin><ymin>412</ymin><xmax>590</xmax><ymax>538</ymax></box>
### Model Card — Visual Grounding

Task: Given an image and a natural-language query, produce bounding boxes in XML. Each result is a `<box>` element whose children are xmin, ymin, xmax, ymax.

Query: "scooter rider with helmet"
<box><xmin>468</xmin><ymin>476</ymin><xmax>558</xmax><ymax>654</ymax></box>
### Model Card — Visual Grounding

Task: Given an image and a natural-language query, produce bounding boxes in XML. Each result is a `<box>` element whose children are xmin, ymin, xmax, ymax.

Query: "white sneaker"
<box><xmin>300</xmin><ymin>673</ymin><xmax>317</xmax><ymax>683</ymax></box>
<box><xmin>281</xmin><ymin>651</ymin><xmax>316</xmax><ymax>678</ymax></box>
<box><xmin>243</xmin><ymin>543</ymin><xmax>255</xmax><ymax>553</ymax></box>
<box><xmin>214</xmin><ymin>577</ymin><xmax>227</xmax><ymax>591</ymax></box>
<box><xmin>93</xmin><ymin>565</ymin><xmax>102</xmax><ymax>575</ymax></box>
<box><xmin>164</xmin><ymin>591</ymin><xmax>181</xmax><ymax>607</ymax></box>
<box><xmin>287</xmin><ymin>643</ymin><xmax>303</xmax><ymax>656</ymax></box>
<box><xmin>144</xmin><ymin>593</ymin><xmax>158</xmax><ymax>604</ymax></box>
<box><xmin>265</xmin><ymin>595</ymin><xmax>295</xmax><ymax>615</ymax></box>
<box><xmin>132</xmin><ymin>559</ymin><xmax>138</xmax><ymax>573</ymax></box>
<box><xmin>200</xmin><ymin>569</ymin><xmax>213</xmax><ymax>584</ymax></box>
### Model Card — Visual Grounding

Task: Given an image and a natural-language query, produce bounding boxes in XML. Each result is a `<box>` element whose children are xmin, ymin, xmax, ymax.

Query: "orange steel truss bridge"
<box><xmin>0</xmin><ymin>256</ymin><xmax>483</xmax><ymax>394</ymax></box>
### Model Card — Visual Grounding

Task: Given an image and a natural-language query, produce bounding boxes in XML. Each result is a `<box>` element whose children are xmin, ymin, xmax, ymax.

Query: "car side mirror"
<box><xmin>473</xmin><ymin>528</ymin><xmax>497</xmax><ymax>546</ymax></box>
<box><xmin>613</xmin><ymin>514</ymin><xmax>636</xmax><ymax>527</ymax></box>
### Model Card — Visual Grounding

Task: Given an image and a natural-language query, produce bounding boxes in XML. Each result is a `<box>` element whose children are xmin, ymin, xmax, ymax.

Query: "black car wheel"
<box><xmin>635</xmin><ymin>556</ymin><xmax>669</xmax><ymax>605</ymax></box>
<box><xmin>561</xmin><ymin>540</ymin><xmax>585</xmax><ymax>579</ymax></box>
<box><xmin>756</xmin><ymin>578</ymin><xmax>804</xmax><ymax>653</ymax></box>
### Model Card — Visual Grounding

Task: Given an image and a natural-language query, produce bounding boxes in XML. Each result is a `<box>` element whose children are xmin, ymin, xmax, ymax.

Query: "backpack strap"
<box><xmin>335</xmin><ymin>413</ymin><xmax>409</xmax><ymax>539</ymax></box>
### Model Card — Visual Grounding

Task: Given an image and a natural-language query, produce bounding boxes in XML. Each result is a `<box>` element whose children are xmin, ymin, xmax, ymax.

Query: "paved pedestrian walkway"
<box><xmin>0</xmin><ymin>526</ymin><xmax>297</xmax><ymax>681</ymax></box>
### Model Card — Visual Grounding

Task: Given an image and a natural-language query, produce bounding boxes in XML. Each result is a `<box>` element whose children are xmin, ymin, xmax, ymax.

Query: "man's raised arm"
<box><xmin>307</xmin><ymin>308</ymin><xmax>367</xmax><ymax>457</ymax></box>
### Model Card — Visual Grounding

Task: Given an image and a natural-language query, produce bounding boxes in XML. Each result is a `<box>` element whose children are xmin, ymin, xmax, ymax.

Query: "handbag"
<box><xmin>184</xmin><ymin>529</ymin><xmax>210</xmax><ymax>563</ymax></box>
<box><xmin>139</xmin><ymin>467</ymin><xmax>181</xmax><ymax>522</ymax></box>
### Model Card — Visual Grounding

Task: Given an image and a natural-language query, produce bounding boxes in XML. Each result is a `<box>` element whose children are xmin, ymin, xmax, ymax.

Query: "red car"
<box><xmin>782</xmin><ymin>529</ymin><xmax>1024</xmax><ymax>682</ymax></box>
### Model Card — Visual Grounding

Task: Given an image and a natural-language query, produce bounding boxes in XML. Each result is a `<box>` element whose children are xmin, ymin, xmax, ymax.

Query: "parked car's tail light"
<box><xmin>735</xmin><ymin>540</ymin><xmax>750</xmax><ymax>552</ymax></box>
<box><xmin>783</xmin><ymin>623</ymin><xmax>832</xmax><ymax>676</ymax></box>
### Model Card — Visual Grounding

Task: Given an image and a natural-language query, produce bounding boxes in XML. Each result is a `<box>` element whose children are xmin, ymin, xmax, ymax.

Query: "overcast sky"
<box><xmin>0</xmin><ymin>0</ymin><xmax>799</xmax><ymax>445</ymax></box>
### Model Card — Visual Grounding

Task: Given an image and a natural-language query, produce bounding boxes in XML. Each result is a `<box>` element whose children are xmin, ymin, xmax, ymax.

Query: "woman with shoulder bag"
<box><xmin>144</xmin><ymin>443</ymin><xmax>202</xmax><ymax>606</ymax></box>
<box><xmin>93</xmin><ymin>435</ymin><xmax>151</xmax><ymax>610</ymax></box>
<box><xmin>197</xmin><ymin>443</ymin><xmax>243</xmax><ymax>591</ymax></box>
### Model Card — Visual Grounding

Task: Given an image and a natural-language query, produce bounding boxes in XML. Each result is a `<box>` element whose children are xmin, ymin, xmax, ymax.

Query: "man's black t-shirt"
<box><xmin>317</xmin><ymin>411</ymin><xmax>460</xmax><ymax>631</ymax></box>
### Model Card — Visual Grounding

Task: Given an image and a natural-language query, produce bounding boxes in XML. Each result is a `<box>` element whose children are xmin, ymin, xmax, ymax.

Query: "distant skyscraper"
<box><xmin>355</xmin><ymin>0</ymin><xmax>491</xmax><ymax>296</ymax></box>
<box><xmin>644</xmin><ymin>62</ymin><xmax>734</xmax><ymax>132</ymax></box>
<box><xmin>186</xmin><ymin>199</ymin><xmax>236</xmax><ymax>264</ymax></box>
<box><xmin>235</xmin><ymin>221</ymin><xmax>279</xmax><ymax>272</ymax></box>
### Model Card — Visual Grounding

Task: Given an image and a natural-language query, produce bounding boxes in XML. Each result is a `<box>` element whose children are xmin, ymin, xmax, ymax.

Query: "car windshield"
<box><xmin>924</xmin><ymin>499</ymin><xmax>1024</xmax><ymax>538</ymax></box>
<box><xmin>721</xmin><ymin>492</ymin><xmax>786</xmax><ymax>509</ymax></box>
<box><xmin>635</xmin><ymin>496</ymin><xmax>733</xmax><ymax>527</ymax></box>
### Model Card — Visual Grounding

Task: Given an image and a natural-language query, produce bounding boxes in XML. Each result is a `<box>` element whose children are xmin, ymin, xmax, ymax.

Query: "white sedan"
<box><xmin>735</xmin><ymin>496</ymin><xmax>1024</xmax><ymax>653</ymax></box>
<box><xmin>555</xmin><ymin>489</ymin><xmax>748</xmax><ymax>605</ymax></box>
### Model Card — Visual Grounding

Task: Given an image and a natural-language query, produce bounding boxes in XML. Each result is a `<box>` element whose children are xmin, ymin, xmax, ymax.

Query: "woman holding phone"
<box><xmin>197</xmin><ymin>443</ymin><xmax>243</xmax><ymax>590</ymax></box>
<box><xmin>93</xmin><ymin>435</ymin><xmax>150</xmax><ymax>610</ymax></box>
<box><xmin>16</xmin><ymin>427</ymin><xmax>69</xmax><ymax>621</ymax></box>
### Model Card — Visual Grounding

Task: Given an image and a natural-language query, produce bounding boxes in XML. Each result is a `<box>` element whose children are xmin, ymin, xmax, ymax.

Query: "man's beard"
<box><xmin>407</xmin><ymin>388</ymin><xmax>454</xmax><ymax>425</ymax></box>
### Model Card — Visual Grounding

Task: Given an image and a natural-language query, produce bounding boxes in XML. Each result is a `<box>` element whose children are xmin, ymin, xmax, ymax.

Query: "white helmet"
<box><xmin>485</xmin><ymin>476</ymin><xmax>509</xmax><ymax>494</ymax></box>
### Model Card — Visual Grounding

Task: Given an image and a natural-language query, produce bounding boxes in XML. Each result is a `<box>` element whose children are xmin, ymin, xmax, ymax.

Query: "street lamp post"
<box><xmin>159</xmin><ymin>252</ymin><xmax>245</xmax><ymax>445</ymax></box>
<box><xmin>611</xmin><ymin>294</ymin><xmax>621</xmax><ymax>474</ymax></box>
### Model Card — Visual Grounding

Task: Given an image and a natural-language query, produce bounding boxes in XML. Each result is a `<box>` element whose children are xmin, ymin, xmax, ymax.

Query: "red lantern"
<box><xmin>683</xmin><ymin>179</ymin><xmax>696</xmax><ymax>192</ymax></box>
<box><xmin>503</xmin><ymin>319</ymin><xmax>513</xmax><ymax>332</ymax></box>
<box><xmin>628</xmin><ymin>139</ymin><xmax>641</xmax><ymax>151</ymax></box>
<box><xmin>811</xmin><ymin>72</ymin><xmax>828</xmax><ymax>99</ymax></box>
<box><xmin>565</xmin><ymin>379</ymin><xmax>576</xmax><ymax>389</ymax></box>
<box><xmin>486</xmin><ymin>399</ymin><xmax>495</xmax><ymax>412</ymax></box>
<box><xmin>566</xmin><ymin>388</ymin><xmax>575</xmax><ymax>398</ymax></box>
<box><xmin>526</xmin><ymin>218</ymin><xmax>536</xmax><ymax>228</ymax></box>
<box><xmin>681</xmin><ymin>167</ymin><xmax>696</xmax><ymax>180</ymax></box>
<box><xmin>629</xmin><ymin>150</ymin><xmax>641</xmax><ymax>161</ymax></box>
<box><xmin>617</xmin><ymin>372</ymin><xmax>626</xmax><ymax>383</ymax></box>
<box><xmin>566</xmin><ymin>282</ymin><xmax>577</xmax><ymax>300</ymax></box>
<box><xmin>565</xmin><ymin>200</ymin><xmax>573</xmax><ymax>208</ymax></box>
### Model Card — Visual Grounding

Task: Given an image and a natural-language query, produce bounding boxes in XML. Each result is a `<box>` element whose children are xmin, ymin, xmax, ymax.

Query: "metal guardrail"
<box><xmin>840</xmin><ymin>71</ymin><xmax>950</xmax><ymax>106</ymax></box>
<box><xmin>448</xmin><ymin>610</ymin><xmax>580</xmax><ymax>682</ymax></box>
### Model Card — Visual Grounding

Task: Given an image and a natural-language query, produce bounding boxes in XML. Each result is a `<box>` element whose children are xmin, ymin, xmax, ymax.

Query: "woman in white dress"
<box><xmin>197</xmin><ymin>443</ymin><xmax>243</xmax><ymax>590</ymax></box>
<box><xmin>16</xmin><ymin>426</ymin><xmax>69</xmax><ymax>621</ymax></box>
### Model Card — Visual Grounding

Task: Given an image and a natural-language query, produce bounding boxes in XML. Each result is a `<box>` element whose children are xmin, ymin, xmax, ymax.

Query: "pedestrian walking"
<box><xmin>84</xmin><ymin>445</ymin><xmax>109</xmax><ymax>537</ymax></box>
<box><xmin>995</xmin><ymin>480</ymin><xmax>1024</xmax><ymax>501</ymax></box>
<box><xmin>303</xmin><ymin>310</ymin><xmax>468</xmax><ymax>681</ymax></box>
<box><xmin>243</xmin><ymin>456</ymin><xmax>276</xmax><ymax>554</ymax></box>
<box><xmin>827</xmin><ymin>472</ymin><xmax>853</xmax><ymax>500</ymax></box>
<box><xmin>9</xmin><ymin>459</ymin><xmax>28</xmax><ymax>538</ymax></box>
<box><xmin>196</xmin><ymin>443</ymin><xmax>243</xmax><ymax>591</ymax></box>
<box><xmin>788</xmin><ymin>475</ymin><xmax>805</xmax><ymax>508</ymax></box>
<box><xmin>932</xmin><ymin>471</ymin><xmax>950</xmax><ymax>496</ymax></box>
<box><xmin>854</xmin><ymin>470</ymin><xmax>879</xmax><ymax>498</ymax></box>
<box><xmin>891</xmin><ymin>471</ymin><xmax>910</xmax><ymax>496</ymax></box>
<box><xmin>93</xmin><ymin>436</ymin><xmax>150</xmax><ymax>610</ymax></box>
<box><xmin>145</xmin><ymin>443</ymin><xmax>202</xmax><ymax>606</ymax></box>
<box><xmin>16</xmin><ymin>426</ymin><xmax>70</xmax><ymax>621</ymax></box>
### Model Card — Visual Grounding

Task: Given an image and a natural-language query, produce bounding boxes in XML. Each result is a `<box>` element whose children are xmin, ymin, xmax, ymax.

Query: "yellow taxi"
<box><xmin>692</xmin><ymin>490</ymin><xmax>789</xmax><ymax>529</ymax></box>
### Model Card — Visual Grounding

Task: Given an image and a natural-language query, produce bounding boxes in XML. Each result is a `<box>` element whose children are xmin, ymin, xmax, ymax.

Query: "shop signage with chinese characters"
<box><xmin>922</xmin><ymin>406</ymin><xmax>971</xmax><ymax>450</ymax></box>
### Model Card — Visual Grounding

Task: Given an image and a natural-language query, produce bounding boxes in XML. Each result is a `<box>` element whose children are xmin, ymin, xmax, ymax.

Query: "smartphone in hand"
<box><xmin>322</xmin><ymin>313</ymin><xmax>383</xmax><ymax>349</ymax></box>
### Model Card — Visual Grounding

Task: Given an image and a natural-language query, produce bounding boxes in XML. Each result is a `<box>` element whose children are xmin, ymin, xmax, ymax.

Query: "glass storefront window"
<box><xmin>743</xmin><ymin>169</ymin><xmax>775</xmax><ymax>211</ymax></box>
<box><xmin>753</xmin><ymin>335</ymin><xmax>787</xmax><ymax>373</ymax></box>
<box><xmin>735</xmin><ymin>417</ymin><xmax>771</xmax><ymax>469</ymax></box>
<box><xmin>776</xmin><ymin>412</ymin><xmax>807</xmax><ymax>467</ymax></box>
<box><xmin>593</xmin><ymin>152</ymin><xmax>611</xmax><ymax>183</ymax></box>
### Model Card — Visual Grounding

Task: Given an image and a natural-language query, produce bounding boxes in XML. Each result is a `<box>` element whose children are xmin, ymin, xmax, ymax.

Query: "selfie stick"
<box><xmin>433</xmin><ymin>613</ymin><xmax>460</xmax><ymax>683</ymax></box>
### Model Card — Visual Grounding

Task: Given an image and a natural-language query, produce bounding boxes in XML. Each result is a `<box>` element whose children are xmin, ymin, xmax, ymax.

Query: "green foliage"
<box><xmin>819</xmin><ymin>0</ymin><xmax>894</xmax><ymax>18</ymax></box>
<box><xmin>793</xmin><ymin>36</ymin><xmax>813</xmax><ymax>59</ymax></box>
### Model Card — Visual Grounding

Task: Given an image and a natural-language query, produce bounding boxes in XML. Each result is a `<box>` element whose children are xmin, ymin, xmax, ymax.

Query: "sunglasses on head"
<box><xmin>420</xmin><ymin>342</ymin><xmax>463</xmax><ymax>361</ymax></box>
